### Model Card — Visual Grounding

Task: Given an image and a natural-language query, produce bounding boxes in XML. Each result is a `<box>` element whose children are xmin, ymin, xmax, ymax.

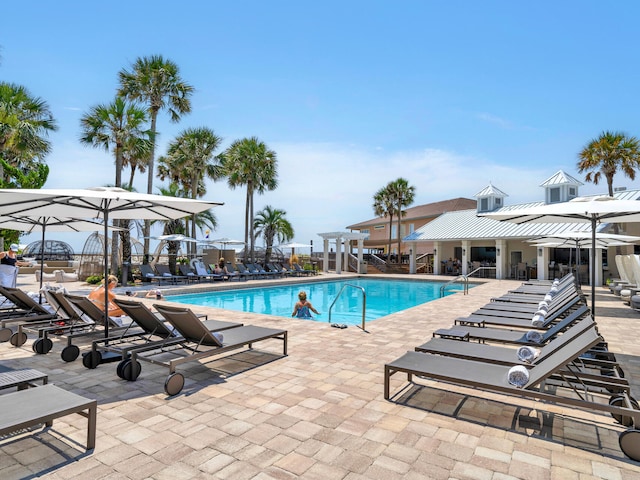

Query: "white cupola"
<box><xmin>474</xmin><ymin>183</ymin><xmax>508</xmax><ymax>213</ymax></box>
<box><xmin>540</xmin><ymin>170</ymin><xmax>583</xmax><ymax>204</ymax></box>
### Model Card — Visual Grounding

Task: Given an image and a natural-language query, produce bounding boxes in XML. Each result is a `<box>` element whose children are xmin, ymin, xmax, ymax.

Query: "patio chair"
<box><xmin>194</xmin><ymin>261</ymin><xmax>226</xmax><ymax>281</ymax></box>
<box><xmin>154</xmin><ymin>264</ymin><xmax>187</xmax><ymax>284</ymax></box>
<box><xmin>430</xmin><ymin>309</ymin><xmax>591</xmax><ymax>346</ymax></box>
<box><xmin>236</xmin><ymin>263</ymin><xmax>257</xmax><ymax>279</ymax></box>
<box><xmin>266</xmin><ymin>263</ymin><xmax>285</xmax><ymax>277</ymax></box>
<box><xmin>225</xmin><ymin>262</ymin><xmax>249</xmax><ymax>281</ymax></box>
<box><xmin>458</xmin><ymin>298</ymin><xmax>586</xmax><ymax>330</ymax></box>
<box><xmin>246</xmin><ymin>263</ymin><xmax>273</xmax><ymax>278</ymax></box>
<box><xmin>81</xmin><ymin>298</ymin><xmax>243</xmax><ymax>375</ymax></box>
<box><xmin>0</xmin><ymin>286</ymin><xmax>58</xmax><ymax>342</ymax></box>
<box><xmin>178</xmin><ymin>263</ymin><xmax>200</xmax><ymax>283</ymax></box>
<box><xmin>126</xmin><ymin>303</ymin><xmax>288</xmax><ymax>396</ymax></box>
<box><xmin>138</xmin><ymin>264</ymin><xmax>166</xmax><ymax>285</ymax></box>
<box><xmin>384</xmin><ymin>325</ymin><xmax>640</xmax><ymax>462</ymax></box>
<box><xmin>292</xmin><ymin>263</ymin><xmax>312</xmax><ymax>276</ymax></box>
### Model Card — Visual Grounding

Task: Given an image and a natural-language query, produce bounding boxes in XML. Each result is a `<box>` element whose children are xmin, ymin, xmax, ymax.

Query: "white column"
<box><xmin>335</xmin><ymin>238</ymin><xmax>342</xmax><ymax>274</ymax></box>
<box><xmin>593</xmin><ymin>248</ymin><xmax>603</xmax><ymax>286</ymax></box>
<box><xmin>434</xmin><ymin>242</ymin><xmax>441</xmax><ymax>275</ymax></box>
<box><xmin>461</xmin><ymin>241</ymin><xmax>470</xmax><ymax>276</ymax></box>
<box><xmin>537</xmin><ymin>246</ymin><xmax>548</xmax><ymax>280</ymax></box>
<box><xmin>409</xmin><ymin>245</ymin><xmax>416</xmax><ymax>274</ymax></box>
<box><xmin>496</xmin><ymin>240</ymin><xmax>507</xmax><ymax>279</ymax></box>
<box><xmin>357</xmin><ymin>238</ymin><xmax>365</xmax><ymax>274</ymax></box>
<box><xmin>323</xmin><ymin>238</ymin><xmax>329</xmax><ymax>273</ymax></box>
<box><xmin>343</xmin><ymin>239</ymin><xmax>349</xmax><ymax>273</ymax></box>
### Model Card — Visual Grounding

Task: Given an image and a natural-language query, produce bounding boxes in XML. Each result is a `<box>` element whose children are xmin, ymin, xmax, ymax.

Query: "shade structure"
<box><xmin>207</xmin><ymin>237</ymin><xmax>245</xmax><ymax>247</ymax></box>
<box><xmin>153</xmin><ymin>234</ymin><xmax>198</xmax><ymax>243</ymax></box>
<box><xmin>480</xmin><ymin>195</ymin><xmax>640</xmax><ymax>317</ymax></box>
<box><xmin>0</xmin><ymin>215</ymin><xmax>122</xmax><ymax>299</ymax></box>
<box><xmin>277</xmin><ymin>242</ymin><xmax>312</xmax><ymax>249</ymax></box>
<box><xmin>0</xmin><ymin>187</ymin><xmax>223</xmax><ymax>335</ymax></box>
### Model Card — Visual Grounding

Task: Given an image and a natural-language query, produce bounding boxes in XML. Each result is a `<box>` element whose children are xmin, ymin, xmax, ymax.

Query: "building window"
<box><xmin>480</xmin><ymin>198</ymin><xmax>488</xmax><ymax>211</ymax></box>
<box><xmin>391</xmin><ymin>225</ymin><xmax>397</xmax><ymax>239</ymax></box>
<box><xmin>495</xmin><ymin>198</ymin><xmax>502</xmax><ymax>206</ymax></box>
<box><xmin>569</xmin><ymin>187</ymin><xmax>576</xmax><ymax>198</ymax></box>
<box><xmin>374</xmin><ymin>225</ymin><xmax>385</xmax><ymax>230</ymax></box>
<box><xmin>409</xmin><ymin>223</ymin><xmax>415</xmax><ymax>233</ymax></box>
<box><xmin>361</xmin><ymin>229</ymin><xmax>370</xmax><ymax>240</ymax></box>
<box><xmin>549</xmin><ymin>187</ymin><xmax>561</xmax><ymax>203</ymax></box>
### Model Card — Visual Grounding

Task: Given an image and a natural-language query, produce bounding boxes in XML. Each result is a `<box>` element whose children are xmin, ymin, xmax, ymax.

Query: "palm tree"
<box><xmin>373</xmin><ymin>185</ymin><xmax>395</xmax><ymax>262</ymax></box>
<box><xmin>79</xmin><ymin>96</ymin><xmax>152</xmax><ymax>188</ymax></box>
<box><xmin>386</xmin><ymin>178</ymin><xmax>416</xmax><ymax>262</ymax></box>
<box><xmin>118</xmin><ymin>55</ymin><xmax>194</xmax><ymax>261</ymax></box>
<box><xmin>253</xmin><ymin>205</ymin><xmax>294</xmax><ymax>264</ymax></box>
<box><xmin>578</xmin><ymin>131</ymin><xmax>640</xmax><ymax>196</ymax></box>
<box><xmin>221</xmin><ymin>137</ymin><xmax>278</xmax><ymax>262</ymax></box>
<box><xmin>157</xmin><ymin>127</ymin><xmax>223</xmax><ymax>254</ymax></box>
<box><xmin>0</xmin><ymin>82</ymin><xmax>57</xmax><ymax>186</ymax></box>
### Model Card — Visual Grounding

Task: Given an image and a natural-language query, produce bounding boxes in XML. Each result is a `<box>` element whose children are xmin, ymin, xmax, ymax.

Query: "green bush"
<box><xmin>86</xmin><ymin>275</ymin><xmax>103</xmax><ymax>285</ymax></box>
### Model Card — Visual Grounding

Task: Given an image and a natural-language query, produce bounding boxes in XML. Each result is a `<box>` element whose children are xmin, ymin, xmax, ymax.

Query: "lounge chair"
<box><xmin>293</xmin><ymin>263</ymin><xmax>312</xmax><ymax>276</ymax></box>
<box><xmin>224</xmin><ymin>262</ymin><xmax>248</xmax><ymax>281</ymax></box>
<box><xmin>80</xmin><ymin>298</ymin><xmax>243</xmax><ymax>375</ymax></box>
<box><xmin>457</xmin><ymin>300</ymin><xmax>587</xmax><ymax>330</ymax></box>
<box><xmin>60</xmin><ymin>293</ymin><xmax>132</xmax><ymax>363</ymax></box>
<box><xmin>236</xmin><ymin>263</ymin><xmax>257</xmax><ymax>279</ymax></box>
<box><xmin>246</xmin><ymin>263</ymin><xmax>273</xmax><ymax>278</ymax></box>
<box><xmin>194</xmin><ymin>261</ymin><xmax>226</xmax><ymax>282</ymax></box>
<box><xmin>384</xmin><ymin>326</ymin><xmax>640</xmax><ymax>461</ymax></box>
<box><xmin>126</xmin><ymin>303</ymin><xmax>288</xmax><ymax>395</ymax></box>
<box><xmin>154</xmin><ymin>264</ymin><xmax>187</xmax><ymax>284</ymax></box>
<box><xmin>430</xmin><ymin>310</ymin><xmax>590</xmax><ymax>346</ymax></box>
<box><xmin>178</xmin><ymin>263</ymin><xmax>200</xmax><ymax>283</ymax></box>
<box><xmin>266</xmin><ymin>263</ymin><xmax>285</xmax><ymax>277</ymax></box>
<box><xmin>138</xmin><ymin>264</ymin><xmax>166</xmax><ymax>285</ymax></box>
<box><xmin>0</xmin><ymin>286</ymin><xmax>58</xmax><ymax>342</ymax></box>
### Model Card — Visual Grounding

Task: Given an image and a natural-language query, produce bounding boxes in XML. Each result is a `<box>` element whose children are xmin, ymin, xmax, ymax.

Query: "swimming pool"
<box><xmin>168</xmin><ymin>278</ymin><xmax>470</xmax><ymax>324</ymax></box>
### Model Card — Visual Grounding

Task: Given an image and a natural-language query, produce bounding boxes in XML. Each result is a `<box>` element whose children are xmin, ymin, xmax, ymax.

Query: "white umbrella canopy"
<box><xmin>277</xmin><ymin>242</ymin><xmax>312</xmax><ymax>249</ymax></box>
<box><xmin>153</xmin><ymin>234</ymin><xmax>198</xmax><ymax>243</ymax></box>
<box><xmin>0</xmin><ymin>187</ymin><xmax>223</xmax><ymax>336</ymax></box>
<box><xmin>480</xmin><ymin>195</ymin><xmax>640</xmax><ymax>317</ymax></box>
<box><xmin>206</xmin><ymin>237</ymin><xmax>245</xmax><ymax>247</ymax></box>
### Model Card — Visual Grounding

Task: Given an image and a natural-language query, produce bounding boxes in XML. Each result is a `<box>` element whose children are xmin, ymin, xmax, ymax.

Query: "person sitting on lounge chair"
<box><xmin>88</xmin><ymin>274</ymin><xmax>125</xmax><ymax>317</ymax></box>
<box><xmin>292</xmin><ymin>291</ymin><xmax>320</xmax><ymax>318</ymax></box>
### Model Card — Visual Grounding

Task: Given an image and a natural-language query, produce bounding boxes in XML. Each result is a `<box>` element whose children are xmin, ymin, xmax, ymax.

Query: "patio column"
<box><xmin>592</xmin><ymin>248</ymin><xmax>603</xmax><ymax>286</ymax></box>
<box><xmin>323</xmin><ymin>238</ymin><xmax>329</xmax><ymax>273</ymax></box>
<box><xmin>433</xmin><ymin>242</ymin><xmax>441</xmax><ymax>275</ymax></box>
<box><xmin>537</xmin><ymin>246</ymin><xmax>548</xmax><ymax>280</ymax></box>
<box><xmin>409</xmin><ymin>243</ymin><xmax>416</xmax><ymax>274</ymax></box>
<box><xmin>496</xmin><ymin>240</ymin><xmax>507</xmax><ymax>279</ymax></box>
<box><xmin>357</xmin><ymin>238</ymin><xmax>365</xmax><ymax>274</ymax></box>
<box><xmin>461</xmin><ymin>241</ymin><xmax>470</xmax><ymax>276</ymax></box>
<box><xmin>335</xmin><ymin>238</ymin><xmax>342</xmax><ymax>274</ymax></box>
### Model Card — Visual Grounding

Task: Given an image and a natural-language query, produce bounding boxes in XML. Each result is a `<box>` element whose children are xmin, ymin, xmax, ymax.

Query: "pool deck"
<box><xmin>2</xmin><ymin>272</ymin><xmax>640</xmax><ymax>479</ymax></box>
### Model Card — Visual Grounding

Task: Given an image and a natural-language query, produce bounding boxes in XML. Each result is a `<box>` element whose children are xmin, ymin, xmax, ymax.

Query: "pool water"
<box><xmin>168</xmin><ymin>278</ymin><xmax>469</xmax><ymax>324</ymax></box>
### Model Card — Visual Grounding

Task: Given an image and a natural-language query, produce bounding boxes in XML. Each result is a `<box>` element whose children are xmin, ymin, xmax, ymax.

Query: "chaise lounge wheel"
<box><xmin>164</xmin><ymin>373</ymin><xmax>184</xmax><ymax>396</ymax></box>
<box><xmin>82</xmin><ymin>350</ymin><xmax>102</xmax><ymax>369</ymax></box>
<box><xmin>10</xmin><ymin>331</ymin><xmax>28</xmax><ymax>347</ymax></box>
<box><xmin>619</xmin><ymin>429</ymin><xmax>640</xmax><ymax>461</ymax></box>
<box><xmin>0</xmin><ymin>327</ymin><xmax>12</xmax><ymax>342</ymax></box>
<box><xmin>31</xmin><ymin>337</ymin><xmax>53</xmax><ymax>354</ymax></box>
<box><xmin>61</xmin><ymin>344</ymin><xmax>80</xmax><ymax>362</ymax></box>
<box><xmin>116</xmin><ymin>359</ymin><xmax>129</xmax><ymax>379</ymax></box>
<box><xmin>122</xmin><ymin>360</ymin><xmax>141</xmax><ymax>382</ymax></box>
<box><xmin>609</xmin><ymin>396</ymin><xmax>640</xmax><ymax>426</ymax></box>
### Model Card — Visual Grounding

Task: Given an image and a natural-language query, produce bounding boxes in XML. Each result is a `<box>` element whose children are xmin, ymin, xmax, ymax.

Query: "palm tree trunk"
<box><xmin>143</xmin><ymin>111</ymin><xmax>159</xmax><ymax>264</ymax></box>
<box><xmin>387</xmin><ymin>214</ymin><xmax>394</xmax><ymax>264</ymax></box>
<box><xmin>244</xmin><ymin>188</ymin><xmax>251</xmax><ymax>261</ymax></box>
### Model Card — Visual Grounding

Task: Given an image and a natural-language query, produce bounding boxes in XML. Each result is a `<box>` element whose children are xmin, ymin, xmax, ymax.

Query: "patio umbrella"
<box><xmin>480</xmin><ymin>195</ymin><xmax>640</xmax><ymax>317</ymax></box>
<box><xmin>207</xmin><ymin>237</ymin><xmax>245</xmax><ymax>248</ymax></box>
<box><xmin>0</xmin><ymin>187</ymin><xmax>223</xmax><ymax>337</ymax></box>
<box><xmin>0</xmin><ymin>215</ymin><xmax>123</xmax><ymax>301</ymax></box>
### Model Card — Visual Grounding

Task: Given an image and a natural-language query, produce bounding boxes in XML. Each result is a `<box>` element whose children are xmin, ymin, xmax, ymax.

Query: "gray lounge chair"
<box><xmin>154</xmin><ymin>264</ymin><xmax>187</xmax><ymax>284</ymax></box>
<box><xmin>0</xmin><ymin>287</ymin><xmax>59</xmax><ymax>342</ymax></box>
<box><xmin>469</xmin><ymin>295</ymin><xmax>582</xmax><ymax>320</ymax></box>
<box><xmin>431</xmin><ymin>309</ymin><xmax>590</xmax><ymax>346</ymax></box>
<box><xmin>81</xmin><ymin>298</ymin><xmax>243</xmax><ymax>377</ymax></box>
<box><xmin>126</xmin><ymin>303</ymin><xmax>288</xmax><ymax>395</ymax></box>
<box><xmin>456</xmin><ymin>302</ymin><xmax>587</xmax><ymax>331</ymax></box>
<box><xmin>138</xmin><ymin>263</ymin><xmax>166</xmax><ymax>285</ymax></box>
<box><xmin>384</xmin><ymin>328</ymin><xmax>640</xmax><ymax>461</ymax></box>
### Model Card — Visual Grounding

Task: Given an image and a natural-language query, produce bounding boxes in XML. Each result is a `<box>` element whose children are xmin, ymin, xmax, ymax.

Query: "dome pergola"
<box><xmin>22</xmin><ymin>240</ymin><xmax>74</xmax><ymax>261</ymax></box>
<box><xmin>78</xmin><ymin>232</ymin><xmax>143</xmax><ymax>280</ymax></box>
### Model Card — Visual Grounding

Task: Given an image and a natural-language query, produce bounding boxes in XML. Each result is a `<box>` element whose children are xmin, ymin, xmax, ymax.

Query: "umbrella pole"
<box><xmin>591</xmin><ymin>217</ymin><xmax>596</xmax><ymax>318</ymax></box>
<box><xmin>103</xmin><ymin>207</ymin><xmax>110</xmax><ymax>338</ymax></box>
<box><xmin>37</xmin><ymin>224</ymin><xmax>46</xmax><ymax>304</ymax></box>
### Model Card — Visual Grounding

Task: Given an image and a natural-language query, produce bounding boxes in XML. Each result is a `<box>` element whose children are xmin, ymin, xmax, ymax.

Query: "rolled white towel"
<box><xmin>544</xmin><ymin>293</ymin><xmax>553</xmax><ymax>303</ymax></box>
<box><xmin>517</xmin><ymin>346</ymin><xmax>541</xmax><ymax>363</ymax></box>
<box><xmin>531</xmin><ymin>314</ymin><xmax>545</xmax><ymax>328</ymax></box>
<box><xmin>525</xmin><ymin>330</ymin><xmax>543</xmax><ymax>344</ymax></box>
<box><xmin>213</xmin><ymin>332</ymin><xmax>224</xmax><ymax>344</ymax></box>
<box><xmin>508</xmin><ymin>365</ymin><xmax>530</xmax><ymax>388</ymax></box>
<box><xmin>553</xmin><ymin>279</ymin><xmax>560</xmax><ymax>286</ymax></box>
<box><xmin>549</xmin><ymin>286</ymin><xmax>558</xmax><ymax>294</ymax></box>
<box><xmin>537</xmin><ymin>300</ymin><xmax>549</xmax><ymax>311</ymax></box>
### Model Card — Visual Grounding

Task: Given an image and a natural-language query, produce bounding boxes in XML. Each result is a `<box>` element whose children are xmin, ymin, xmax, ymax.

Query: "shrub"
<box><xmin>86</xmin><ymin>275</ymin><xmax>104</xmax><ymax>285</ymax></box>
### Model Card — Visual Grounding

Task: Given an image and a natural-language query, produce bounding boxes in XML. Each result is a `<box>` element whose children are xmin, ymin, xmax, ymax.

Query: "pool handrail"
<box><xmin>328</xmin><ymin>283</ymin><xmax>367</xmax><ymax>332</ymax></box>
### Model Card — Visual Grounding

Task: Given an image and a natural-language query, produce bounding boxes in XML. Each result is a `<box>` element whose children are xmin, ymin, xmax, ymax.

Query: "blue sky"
<box><xmin>4</xmin><ymin>1</ymin><xmax>640</xmax><ymax>251</ymax></box>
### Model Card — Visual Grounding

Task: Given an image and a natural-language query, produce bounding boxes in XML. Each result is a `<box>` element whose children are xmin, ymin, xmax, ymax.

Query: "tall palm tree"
<box><xmin>0</xmin><ymin>82</ymin><xmax>57</xmax><ymax>186</ymax></box>
<box><xmin>373</xmin><ymin>185</ymin><xmax>395</xmax><ymax>262</ymax></box>
<box><xmin>387</xmin><ymin>178</ymin><xmax>416</xmax><ymax>262</ymax></box>
<box><xmin>156</xmin><ymin>127</ymin><xmax>223</xmax><ymax>254</ymax></box>
<box><xmin>118</xmin><ymin>55</ymin><xmax>194</xmax><ymax>261</ymax></box>
<box><xmin>221</xmin><ymin>137</ymin><xmax>278</xmax><ymax>262</ymax></box>
<box><xmin>253</xmin><ymin>205</ymin><xmax>294</xmax><ymax>264</ymax></box>
<box><xmin>578</xmin><ymin>131</ymin><xmax>640</xmax><ymax>196</ymax></box>
<box><xmin>79</xmin><ymin>96</ymin><xmax>152</xmax><ymax>188</ymax></box>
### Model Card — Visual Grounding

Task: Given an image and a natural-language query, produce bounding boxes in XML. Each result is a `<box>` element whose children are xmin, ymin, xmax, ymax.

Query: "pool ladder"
<box><xmin>440</xmin><ymin>275</ymin><xmax>469</xmax><ymax>297</ymax></box>
<box><xmin>328</xmin><ymin>283</ymin><xmax>368</xmax><ymax>332</ymax></box>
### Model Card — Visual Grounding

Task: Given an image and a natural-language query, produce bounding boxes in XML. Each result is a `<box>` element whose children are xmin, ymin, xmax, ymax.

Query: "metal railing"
<box><xmin>368</xmin><ymin>254</ymin><xmax>387</xmax><ymax>273</ymax></box>
<box><xmin>467</xmin><ymin>266</ymin><xmax>497</xmax><ymax>279</ymax></box>
<box><xmin>440</xmin><ymin>275</ymin><xmax>469</xmax><ymax>297</ymax></box>
<box><xmin>347</xmin><ymin>253</ymin><xmax>359</xmax><ymax>273</ymax></box>
<box><xmin>328</xmin><ymin>283</ymin><xmax>367</xmax><ymax>332</ymax></box>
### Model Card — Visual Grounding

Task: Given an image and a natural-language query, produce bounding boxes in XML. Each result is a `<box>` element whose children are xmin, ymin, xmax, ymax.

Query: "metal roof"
<box><xmin>405</xmin><ymin>189</ymin><xmax>640</xmax><ymax>242</ymax></box>
<box><xmin>539</xmin><ymin>170</ymin><xmax>583</xmax><ymax>187</ymax></box>
<box><xmin>474</xmin><ymin>183</ymin><xmax>508</xmax><ymax>198</ymax></box>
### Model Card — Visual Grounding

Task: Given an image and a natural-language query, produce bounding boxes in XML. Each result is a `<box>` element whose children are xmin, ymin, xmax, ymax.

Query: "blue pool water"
<box><xmin>168</xmin><ymin>278</ymin><xmax>469</xmax><ymax>324</ymax></box>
